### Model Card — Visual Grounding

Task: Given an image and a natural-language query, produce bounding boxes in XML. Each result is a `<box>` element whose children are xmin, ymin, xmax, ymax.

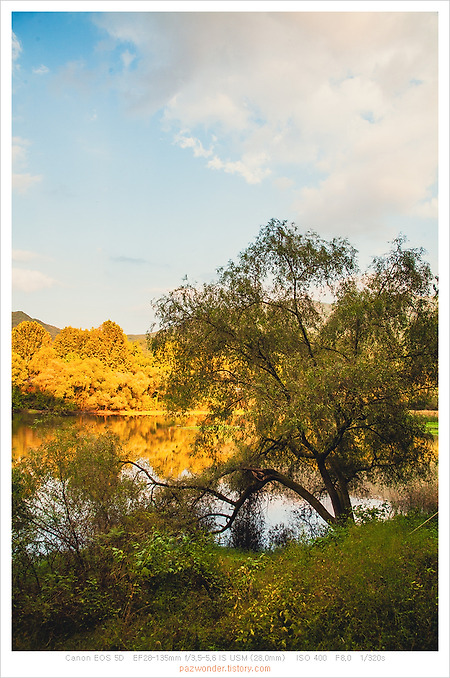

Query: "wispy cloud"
<box><xmin>12</xmin><ymin>173</ymin><xmax>43</xmax><ymax>194</ymax></box>
<box><xmin>12</xmin><ymin>137</ymin><xmax>43</xmax><ymax>194</ymax></box>
<box><xmin>12</xmin><ymin>268</ymin><xmax>57</xmax><ymax>293</ymax></box>
<box><xmin>207</xmin><ymin>153</ymin><xmax>271</xmax><ymax>185</ymax></box>
<box><xmin>95</xmin><ymin>12</ymin><xmax>437</xmax><ymax>233</ymax></box>
<box><xmin>52</xmin><ymin>59</ymin><xmax>96</xmax><ymax>96</ymax></box>
<box><xmin>121</xmin><ymin>49</ymin><xmax>136</xmax><ymax>69</ymax></box>
<box><xmin>174</xmin><ymin>132</ymin><xmax>271</xmax><ymax>183</ymax></box>
<box><xmin>12</xmin><ymin>249</ymin><xmax>40</xmax><ymax>263</ymax></box>
<box><xmin>12</xmin><ymin>136</ymin><xmax>30</xmax><ymax>167</ymax></box>
<box><xmin>12</xmin><ymin>31</ymin><xmax>22</xmax><ymax>63</ymax></box>
<box><xmin>174</xmin><ymin>132</ymin><xmax>213</xmax><ymax>159</ymax></box>
<box><xmin>32</xmin><ymin>64</ymin><xmax>50</xmax><ymax>75</ymax></box>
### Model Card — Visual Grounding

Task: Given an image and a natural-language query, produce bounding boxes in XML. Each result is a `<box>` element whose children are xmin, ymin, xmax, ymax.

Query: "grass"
<box><xmin>13</xmin><ymin>514</ymin><xmax>438</xmax><ymax>652</ymax></box>
<box><xmin>425</xmin><ymin>420</ymin><xmax>438</xmax><ymax>436</ymax></box>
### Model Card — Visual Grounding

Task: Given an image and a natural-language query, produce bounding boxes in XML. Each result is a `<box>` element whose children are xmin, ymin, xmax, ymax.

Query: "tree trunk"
<box><xmin>317</xmin><ymin>459</ymin><xmax>347</xmax><ymax>522</ymax></box>
<box><xmin>245</xmin><ymin>468</ymin><xmax>338</xmax><ymax>526</ymax></box>
<box><xmin>332</xmin><ymin>464</ymin><xmax>355</xmax><ymax>524</ymax></box>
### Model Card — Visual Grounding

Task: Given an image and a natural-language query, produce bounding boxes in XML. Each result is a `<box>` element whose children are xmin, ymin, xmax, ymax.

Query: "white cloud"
<box><xmin>12</xmin><ymin>268</ymin><xmax>57</xmax><ymax>293</ymax></box>
<box><xmin>12</xmin><ymin>173</ymin><xmax>43</xmax><ymax>194</ymax></box>
<box><xmin>121</xmin><ymin>49</ymin><xmax>136</xmax><ymax>69</ymax></box>
<box><xmin>32</xmin><ymin>64</ymin><xmax>50</xmax><ymax>75</ymax></box>
<box><xmin>273</xmin><ymin>177</ymin><xmax>295</xmax><ymax>191</ymax></box>
<box><xmin>53</xmin><ymin>59</ymin><xmax>95</xmax><ymax>96</ymax></box>
<box><xmin>12</xmin><ymin>250</ymin><xmax>40</xmax><ymax>263</ymax></box>
<box><xmin>410</xmin><ymin>197</ymin><xmax>438</xmax><ymax>220</ymax></box>
<box><xmin>174</xmin><ymin>132</ymin><xmax>213</xmax><ymax>158</ymax></box>
<box><xmin>12</xmin><ymin>136</ymin><xmax>30</xmax><ymax>169</ymax></box>
<box><xmin>95</xmin><ymin>12</ymin><xmax>438</xmax><ymax>227</ymax></box>
<box><xmin>208</xmin><ymin>153</ymin><xmax>271</xmax><ymax>185</ymax></box>
<box><xmin>12</xmin><ymin>31</ymin><xmax>22</xmax><ymax>63</ymax></box>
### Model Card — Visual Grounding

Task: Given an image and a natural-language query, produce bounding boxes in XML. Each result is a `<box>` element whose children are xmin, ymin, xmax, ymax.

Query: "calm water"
<box><xmin>12</xmin><ymin>412</ymin><xmax>212</xmax><ymax>477</ymax></box>
<box><xmin>11</xmin><ymin>412</ymin><xmax>392</xmax><ymax>543</ymax></box>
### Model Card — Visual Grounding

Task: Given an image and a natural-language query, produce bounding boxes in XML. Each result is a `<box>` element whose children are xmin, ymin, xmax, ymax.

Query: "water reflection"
<box><xmin>13</xmin><ymin>412</ymin><xmax>425</xmax><ymax>546</ymax></box>
<box><xmin>12</xmin><ymin>412</ymin><xmax>229</xmax><ymax>478</ymax></box>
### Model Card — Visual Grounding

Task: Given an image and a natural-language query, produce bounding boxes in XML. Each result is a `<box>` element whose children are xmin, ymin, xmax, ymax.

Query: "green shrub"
<box><xmin>224</xmin><ymin>517</ymin><xmax>438</xmax><ymax>651</ymax></box>
<box><xmin>132</xmin><ymin>530</ymin><xmax>224</xmax><ymax>595</ymax></box>
<box><xmin>12</xmin><ymin>477</ymin><xmax>438</xmax><ymax>652</ymax></box>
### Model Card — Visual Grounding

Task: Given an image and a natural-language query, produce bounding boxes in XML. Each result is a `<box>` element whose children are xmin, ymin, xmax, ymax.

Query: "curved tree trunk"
<box><xmin>244</xmin><ymin>467</ymin><xmax>338</xmax><ymax>525</ymax></box>
<box><xmin>330</xmin><ymin>462</ymin><xmax>354</xmax><ymax>523</ymax></box>
<box><xmin>122</xmin><ymin>459</ymin><xmax>348</xmax><ymax>531</ymax></box>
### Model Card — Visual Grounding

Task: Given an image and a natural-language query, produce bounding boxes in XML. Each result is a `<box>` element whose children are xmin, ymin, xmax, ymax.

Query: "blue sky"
<box><xmin>5</xmin><ymin>3</ymin><xmax>446</xmax><ymax>334</ymax></box>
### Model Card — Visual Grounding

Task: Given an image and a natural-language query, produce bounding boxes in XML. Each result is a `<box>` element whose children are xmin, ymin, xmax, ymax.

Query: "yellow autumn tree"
<box><xmin>12</xmin><ymin>319</ymin><xmax>168</xmax><ymax>412</ymax></box>
<box><xmin>12</xmin><ymin>321</ymin><xmax>51</xmax><ymax>362</ymax></box>
<box><xmin>53</xmin><ymin>326</ymin><xmax>90</xmax><ymax>360</ymax></box>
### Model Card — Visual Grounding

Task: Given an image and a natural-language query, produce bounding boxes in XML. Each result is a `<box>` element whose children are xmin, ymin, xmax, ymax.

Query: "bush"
<box><xmin>224</xmin><ymin>516</ymin><xmax>438</xmax><ymax>651</ymax></box>
<box><xmin>132</xmin><ymin>530</ymin><xmax>224</xmax><ymax>594</ymax></box>
<box><xmin>12</xmin><ymin>433</ymin><xmax>438</xmax><ymax>653</ymax></box>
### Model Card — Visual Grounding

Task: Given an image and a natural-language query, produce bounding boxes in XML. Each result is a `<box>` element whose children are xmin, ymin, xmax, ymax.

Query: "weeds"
<box><xmin>12</xmin><ymin>430</ymin><xmax>438</xmax><ymax>652</ymax></box>
<box><xmin>13</xmin><ymin>514</ymin><xmax>438</xmax><ymax>651</ymax></box>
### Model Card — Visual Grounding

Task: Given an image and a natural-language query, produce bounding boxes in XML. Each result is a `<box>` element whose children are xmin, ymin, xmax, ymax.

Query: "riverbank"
<box><xmin>14</xmin><ymin>407</ymin><xmax>438</xmax><ymax>418</ymax></box>
<box><xmin>12</xmin><ymin>513</ymin><xmax>438</xmax><ymax>652</ymax></box>
<box><xmin>13</xmin><ymin>407</ymin><xmax>243</xmax><ymax>418</ymax></box>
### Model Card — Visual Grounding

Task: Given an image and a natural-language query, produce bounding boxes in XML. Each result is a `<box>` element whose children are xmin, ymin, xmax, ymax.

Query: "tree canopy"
<box><xmin>12</xmin><ymin>320</ymin><xmax>51</xmax><ymax>362</ymax></box>
<box><xmin>11</xmin><ymin>320</ymin><xmax>163</xmax><ymax>412</ymax></box>
<box><xmin>151</xmin><ymin>220</ymin><xmax>438</xmax><ymax>527</ymax></box>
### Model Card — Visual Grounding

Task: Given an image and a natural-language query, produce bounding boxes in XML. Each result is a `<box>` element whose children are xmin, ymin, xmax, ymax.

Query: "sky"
<box><xmin>4</xmin><ymin>2</ymin><xmax>448</xmax><ymax>335</ymax></box>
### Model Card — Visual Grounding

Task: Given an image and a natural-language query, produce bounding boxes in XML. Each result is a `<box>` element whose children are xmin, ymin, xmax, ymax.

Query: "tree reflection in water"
<box><xmin>12</xmin><ymin>412</ymin><xmax>233</xmax><ymax>478</ymax></box>
<box><xmin>12</xmin><ymin>412</ymin><xmax>413</xmax><ymax>546</ymax></box>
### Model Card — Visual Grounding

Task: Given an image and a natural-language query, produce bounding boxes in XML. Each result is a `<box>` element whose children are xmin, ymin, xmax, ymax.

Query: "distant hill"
<box><xmin>127</xmin><ymin>333</ymin><xmax>151</xmax><ymax>349</ymax></box>
<box><xmin>12</xmin><ymin>311</ymin><xmax>149</xmax><ymax>347</ymax></box>
<box><xmin>12</xmin><ymin>311</ymin><xmax>62</xmax><ymax>340</ymax></box>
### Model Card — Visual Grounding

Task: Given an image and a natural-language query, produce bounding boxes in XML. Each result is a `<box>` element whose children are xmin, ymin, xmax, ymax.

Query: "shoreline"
<box><xmin>13</xmin><ymin>408</ymin><xmax>211</xmax><ymax>417</ymax></box>
<box><xmin>14</xmin><ymin>408</ymin><xmax>437</xmax><ymax>417</ymax></box>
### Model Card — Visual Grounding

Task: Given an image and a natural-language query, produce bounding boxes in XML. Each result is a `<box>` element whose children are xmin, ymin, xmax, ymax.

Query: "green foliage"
<box><xmin>223</xmin><ymin>517</ymin><xmax>437</xmax><ymax>651</ymax></box>
<box><xmin>14</xmin><ymin>429</ymin><xmax>148</xmax><ymax>559</ymax></box>
<box><xmin>12</xmin><ymin>546</ymin><xmax>126</xmax><ymax>649</ymax></box>
<box><xmin>12</xmin><ymin>383</ymin><xmax>76</xmax><ymax>414</ymax></box>
<box><xmin>152</xmin><ymin>220</ymin><xmax>438</xmax><ymax>526</ymax></box>
<box><xmin>13</xmin><ymin>509</ymin><xmax>438</xmax><ymax>651</ymax></box>
<box><xmin>425</xmin><ymin>420</ymin><xmax>438</xmax><ymax>436</ymax></box>
<box><xmin>132</xmin><ymin>531</ymin><xmax>224</xmax><ymax>593</ymax></box>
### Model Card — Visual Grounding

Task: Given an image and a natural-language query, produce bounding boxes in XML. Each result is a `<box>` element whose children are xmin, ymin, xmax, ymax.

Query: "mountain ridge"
<box><xmin>11</xmin><ymin>311</ymin><xmax>148</xmax><ymax>346</ymax></box>
<box><xmin>12</xmin><ymin>311</ymin><xmax>62</xmax><ymax>340</ymax></box>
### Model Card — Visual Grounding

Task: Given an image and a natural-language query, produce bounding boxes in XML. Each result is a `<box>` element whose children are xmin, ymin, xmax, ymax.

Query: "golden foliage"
<box><xmin>12</xmin><ymin>320</ymin><xmax>166</xmax><ymax>413</ymax></box>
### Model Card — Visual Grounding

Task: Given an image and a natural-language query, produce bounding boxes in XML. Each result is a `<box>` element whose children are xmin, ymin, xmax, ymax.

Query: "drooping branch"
<box><xmin>120</xmin><ymin>459</ymin><xmax>237</xmax><ymax>506</ymax></box>
<box><xmin>208</xmin><ymin>476</ymin><xmax>273</xmax><ymax>533</ymax></box>
<box><xmin>120</xmin><ymin>458</ymin><xmax>338</xmax><ymax>530</ymax></box>
<box><xmin>242</xmin><ymin>467</ymin><xmax>337</xmax><ymax>525</ymax></box>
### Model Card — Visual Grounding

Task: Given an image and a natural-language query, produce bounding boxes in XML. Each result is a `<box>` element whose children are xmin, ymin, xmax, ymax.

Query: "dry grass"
<box><xmin>368</xmin><ymin>455</ymin><xmax>438</xmax><ymax>516</ymax></box>
<box><xmin>385</xmin><ymin>476</ymin><xmax>438</xmax><ymax>515</ymax></box>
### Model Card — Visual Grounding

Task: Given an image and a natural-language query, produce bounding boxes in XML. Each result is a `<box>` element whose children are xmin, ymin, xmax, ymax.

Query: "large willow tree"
<box><xmin>150</xmin><ymin>220</ymin><xmax>438</xmax><ymax>528</ymax></box>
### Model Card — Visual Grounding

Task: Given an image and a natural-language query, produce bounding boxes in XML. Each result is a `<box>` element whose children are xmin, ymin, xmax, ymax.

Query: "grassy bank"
<box><xmin>13</xmin><ymin>514</ymin><xmax>438</xmax><ymax>652</ymax></box>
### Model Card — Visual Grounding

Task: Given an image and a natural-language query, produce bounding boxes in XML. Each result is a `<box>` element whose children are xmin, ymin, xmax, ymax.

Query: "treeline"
<box><xmin>11</xmin><ymin>320</ymin><xmax>165</xmax><ymax>412</ymax></box>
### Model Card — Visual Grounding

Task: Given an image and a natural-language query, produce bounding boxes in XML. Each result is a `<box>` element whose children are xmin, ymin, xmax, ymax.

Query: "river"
<box><xmin>11</xmin><ymin>411</ymin><xmax>406</xmax><ymax>546</ymax></box>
